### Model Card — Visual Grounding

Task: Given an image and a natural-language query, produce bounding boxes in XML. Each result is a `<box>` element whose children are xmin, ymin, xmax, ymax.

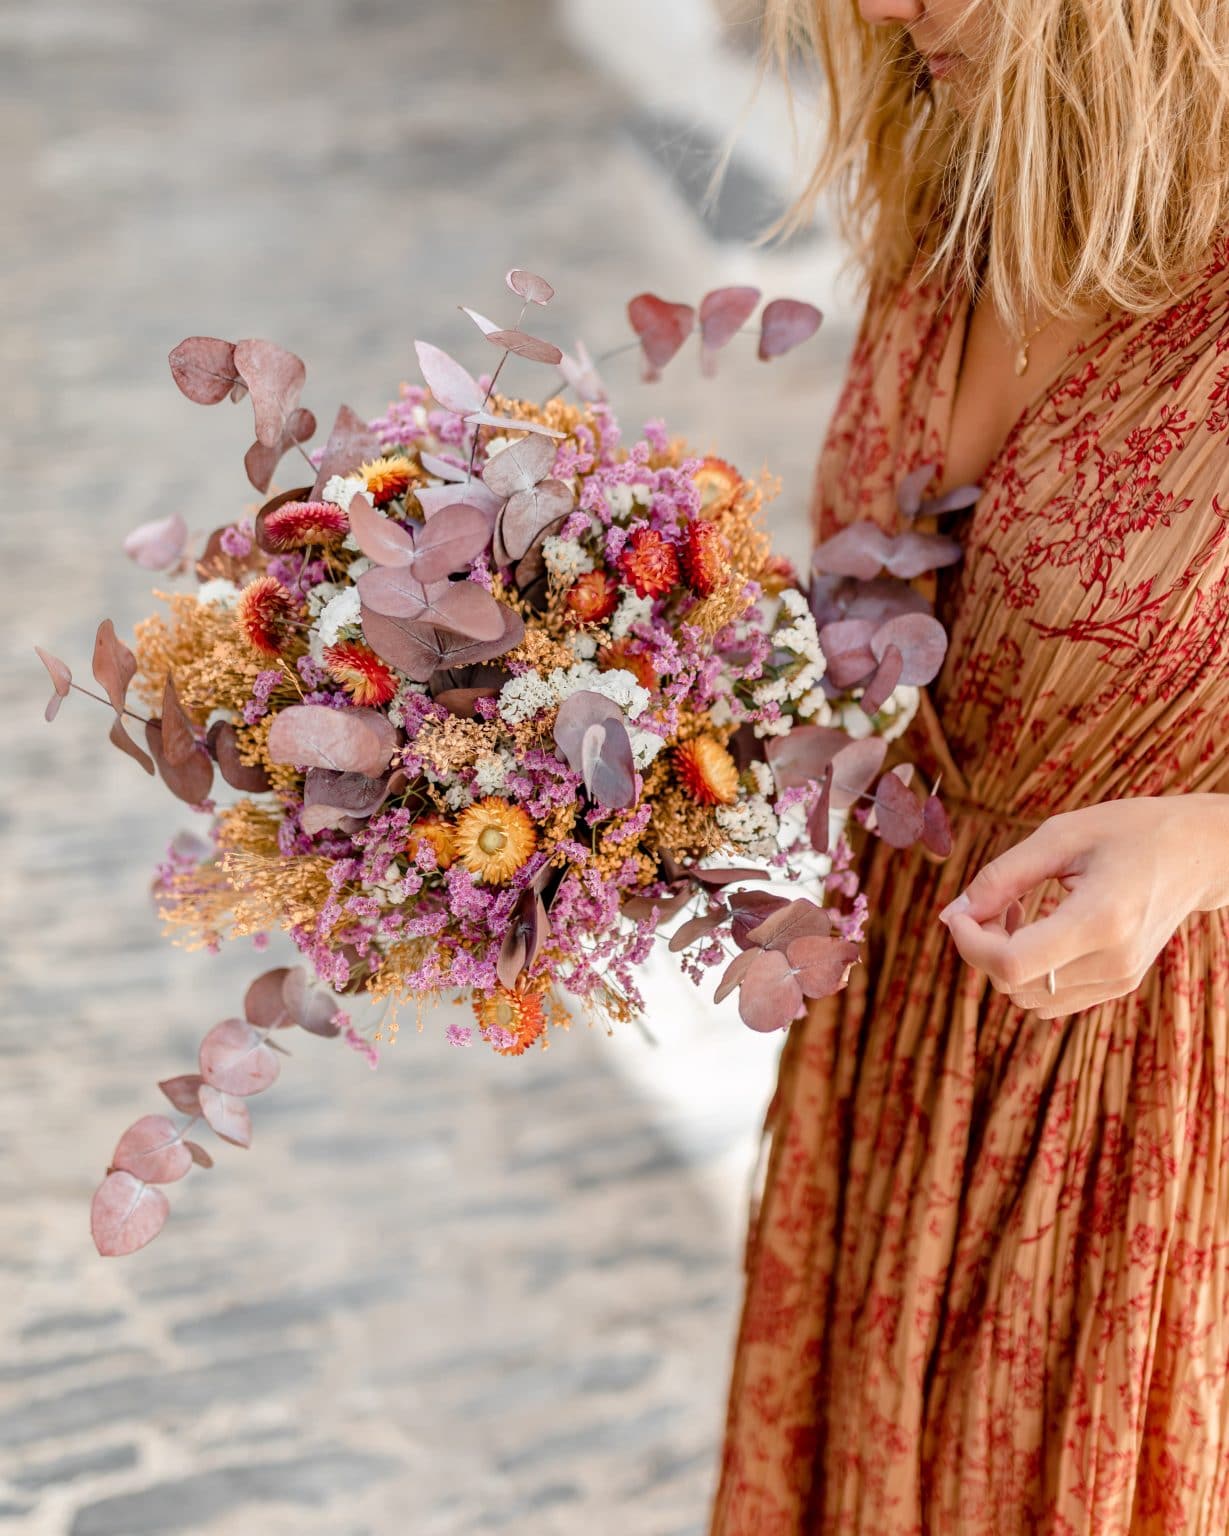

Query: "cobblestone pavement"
<box><xmin>0</xmin><ymin>2</ymin><xmax>851</xmax><ymax>1530</ymax></box>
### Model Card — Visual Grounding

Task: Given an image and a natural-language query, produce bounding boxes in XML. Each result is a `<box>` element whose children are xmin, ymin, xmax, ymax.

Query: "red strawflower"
<box><xmin>565</xmin><ymin>569</ymin><xmax>619</xmax><ymax>624</ymax></box>
<box><xmin>237</xmin><ymin>576</ymin><xmax>296</xmax><ymax>655</ymax></box>
<box><xmin>261</xmin><ymin>500</ymin><xmax>350</xmax><ymax>551</ymax></box>
<box><xmin>618</xmin><ymin>526</ymin><xmax>679</xmax><ymax>599</ymax></box>
<box><xmin>681</xmin><ymin>519</ymin><xmax>731</xmax><ymax>595</ymax></box>
<box><xmin>323</xmin><ymin>642</ymin><xmax>399</xmax><ymax>707</ymax></box>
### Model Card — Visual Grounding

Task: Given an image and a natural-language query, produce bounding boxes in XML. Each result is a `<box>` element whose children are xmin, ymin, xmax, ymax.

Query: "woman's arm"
<box><xmin>937</xmin><ymin>794</ymin><xmax>1229</xmax><ymax>1018</ymax></box>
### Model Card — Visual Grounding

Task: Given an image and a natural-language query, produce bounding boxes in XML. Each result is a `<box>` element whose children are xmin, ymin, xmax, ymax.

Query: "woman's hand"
<box><xmin>937</xmin><ymin>795</ymin><xmax>1229</xmax><ymax>1019</ymax></box>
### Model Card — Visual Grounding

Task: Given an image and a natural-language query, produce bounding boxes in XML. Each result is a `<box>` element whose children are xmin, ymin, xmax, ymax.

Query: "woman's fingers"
<box><xmin>943</xmin><ymin>890</ymin><xmax>1108</xmax><ymax>993</ymax></box>
<box><xmin>939</xmin><ymin>816</ymin><xmax>1082</xmax><ymax>924</ymax></box>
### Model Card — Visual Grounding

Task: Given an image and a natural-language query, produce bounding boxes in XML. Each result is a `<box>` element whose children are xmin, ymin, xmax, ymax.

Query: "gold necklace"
<box><xmin>1014</xmin><ymin>315</ymin><xmax>1055</xmax><ymax>376</ymax></box>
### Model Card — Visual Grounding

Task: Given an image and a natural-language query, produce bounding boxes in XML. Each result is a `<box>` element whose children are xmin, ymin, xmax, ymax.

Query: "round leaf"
<box><xmin>758</xmin><ymin>297</ymin><xmax>822</xmax><ymax>360</ymax></box>
<box><xmin>208</xmin><ymin>720</ymin><xmax>271</xmax><ymax>792</ymax></box>
<box><xmin>111</xmin><ymin>1114</ymin><xmax>192</xmax><ymax>1185</ymax></box>
<box><xmin>627</xmin><ymin>293</ymin><xmax>695</xmax><ymax>377</ymax></box>
<box><xmin>168</xmin><ymin>337</ymin><xmax>239</xmax><ymax>405</ymax></box>
<box><xmin>199</xmin><ymin>1018</ymin><xmax>281</xmax><ymax>1096</ymax></box>
<box><xmin>922</xmin><ymin>794</ymin><xmax>954</xmax><ymax>858</ymax></box>
<box><xmin>484</xmin><ymin>328</ymin><xmax>563</xmax><ymax>365</ymax></box>
<box><xmin>871</xmin><ymin>612</ymin><xmax>949</xmax><ymax>686</ymax></box>
<box><xmin>244</xmin><ymin>968</ymin><xmax>293</xmax><ymax>1029</ymax></box>
<box><xmin>184</xmin><ymin>1141</ymin><xmax>214</xmax><ymax>1170</ymax></box>
<box><xmin>698</xmin><ymin>285</ymin><xmax>760</xmax><ymax>376</ymax></box>
<box><xmin>282</xmin><ymin>967</ymin><xmax>341</xmax><ymax>1036</ymax></box>
<box><xmin>347</xmin><ymin>492</ymin><xmax>416</xmax><ymax>567</ymax></box>
<box><xmin>830</xmin><ymin>736</ymin><xmax>888</xmax><ymax>810</ymax></box>
<box><xmin>873</xmin><ymin>770</ymin><xmax>925</xmax><ymax>848</ymax></box>
<box><xmin>197</xmin><ymin>1085</ymin><xmax>252</xmax><ymax>1148</ymax></box>
<box><xmin>415</xmin><ymin>340</ymin><xmax>484</xmax><ymax>415</ymax></box>
<box><xmin>310</xmin><ymin>404</ymin><xmax>382</xmax><ymax>500</ymax></box>
<box><xmin>159</xmin><ymin>1073</ymin><xmax>205</xmax><ymax>1113</ymax></box>
<box><xmin>91</xmin><ymin>1171</ymin><xmax>170</xmax><ymax>1257</ymax></box>
<box><xmin>481</xmin><ymin>433</ymin><xmax>556</xmax><ymax>496</ymax></box>
<box><xmin>266</xmin><ymin>705</ymin><xmax>392</xmax><ymax>777</ymax></box>
<box><xmin>124</xmin><ymin>512</ymin><xmax>190</xmax><ymax>571</ymax></box>
<box><xmin>35</xmin><ymin>646</ymin><xmax>71</xmax><ymax>723</ymax></box>
<box><xmin>146</xmin><ymin>721</ymin><xmax>214</xmax><ymax>805</ymax></box>
<box><xmin>738</xmin><ymin>948</ymin><xmax>804</xmax><ymax>1032</ymax></box>
<box><xmin>409</xmin><ymin>504</ymin><xmax>492</xmax><ymax>582</ymax></box>
<box><xmin>786</xmin><ymin>935</ymin><xmax>860</xmax><ymax>999</ymax></box>
<box><xmin>506</xmin><ymin>269</ymin><xmax>555</xmax><ymax>305</ymax></box>
<box><xmin>233</xmin><ymin>338</ymin><xmax>307</xmax><ymax>449</ymax></box>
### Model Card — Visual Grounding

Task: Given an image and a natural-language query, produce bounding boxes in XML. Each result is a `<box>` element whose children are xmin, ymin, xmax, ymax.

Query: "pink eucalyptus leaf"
<box><xmin>871</xmin><ymin>612</ymin><xmax>948</xmax><ymax>686</ymax></box>
<box><xmin>347</xmin><ymin>492</ymin><xmax>416</xmax><ymax>567</ymax></box>
<box><xmin>91</xmin><ymin>1172</ymin><xmax>169</xmax><ymax>1257</ymax></box>
<box><xmin>282</xmin><ymin>967</ymin><xmax>341</xmax><ymax>1037</ymax></box>
<box><xmin>578</xmin><ymin>717</ymin><xmax>636</xmax><ymax>809</ymax></box>
<box><xmin>558</xmin><ymin>338</ymin><xmax>607</xmax><ymax>402</ymax></box>
<box><xmin>627</xmin><ymin>293</ymin><xmax>695</xmax><ymax>377</ymax></box>
<box><xmin>713</xmin><ymin>945</ymin><xmax>760</xmax><ymax>1005</ymax></box>
<box><xmin>496</xmin><ymin>885</ymin><xmax>549</xmax><ymax>989</ymax></box>
<box><xmin>813</xmin><ymin>523</ymin><xmax>890</xmax><ymax>581</ymax></box>
<box><xmin>873</xmin><ymin>770</ymin><xmax>925</xmax><ymax>848</ymax></box>
<box><xmin>418</xmin><ymin>450</ymin><xmax>470</xmax><ymax>482</ymax></box>
<box><xmin>922</xmin><ymin>794</ymin><xmax>954</xmax><ymax>858</ymax></box>
<box><xmin>922</xmin><ymin>483</ymin><xmax>981</xmax><ymax>516</ymax></box>
<box><xmin>244</xmin><ymin>968</ymin><xmax>293</xmax><ymax>1029</ymax></box>
<box><xmin>499</xmin><ymin>480</ymin><xmax>573</xmax><ymax>562</ymax></box>
<box><xmin>745</xmin><ymin>898</ymin><xmax>832</xmax><ymax>953</ymax></box>
<box><xmin>553</xmin><ymin>689</ymin><xmax>624</xmax><ymax>769</ymax></box>
<box><xmin>145</xmin><ymin>721</ymin><xmax>214</xmax><ymax>805</ymax></box>
<box><xmin>698</xmin><ymin>285</ymin><xmax>761</xmax><ymax>376</ymax></box>
<box><xmin>232</xmin><ymin>338</ymin><xmax>307</xmax><ymax>449</ymax></box>
<box><xmin>689</xmin><ymin>865</ymin><xmax>770</xmax><ymax>888</ymax></box>
<box><xmin>806</xmin><ymin>762</ymin><xmax>834</xmax><ymax>854</ymax></box>
<box><xmin>464</xmin><ymin>409</ymin><xmax>564</xmax><ymax>439</ymax></box>
<box><xmin>830</xmin><ymin>736</ymin><xmax>888</xmax><ymax>810</ymax></box>
<box><xmin>758</xmin><ymin>297</ymin><xmax>822</xmax><ymax>360</ymax></box>
<box><xmin>310</xmin><ymin>404</ymin><xmax>382</xmax><ymax>499</ymax></box>
<box><xmin>896</xmin><ymin>462</ymin><xmax>937</xmax><ymax>519</ymax></box>
<box><xmin>301</xmin><ymin>767</ymin><xmax>392</xmax><ymax>834</ymax></box>
<box><xmin>199</xmin><ymin>1018</ymin><xmax>281</xmax><ymax>1097</ymax></box>
<box><xmin>859</xmin><ymin>643</ymin><xmax>904</xmax><ymax>717</ymax></box>
<box><xmin>158</xmin><ymin>1074</ymin><xmax>205</xmax><ymax>1113</ymax></box>
<box><xmin>764</xmin><ymin>723</ymin><xmax>848</xmax><ymax>793</ymax></box>
<box><xmin>459</xmin><ymin>306</ymin><xmax>500</xmax><ymax>336</ymax></box>
<box><xmin>506</xmin><ymin>269</ymin><xmax>555</xmax><ymax>305</ymax></box>
<box><xmin>361</xmin><ymin>603</ymin><xmax>523</xmax><ymax>681</ymax></box>
<box><xmin>668</xmin><ymin>912</ymin><xmax>725</xmax><ymax>953</ymax></box>
<box><xmin>111</xmin><ymin>1114</ymin><xmax>192</xmax><ymax>1185</ymax></box>
<box><xmin>819</xmin><ymin>618</ymin><xmax>879</xmax><ymax>688</ymax></box>
<box><xmin>881</xmin><ymin>529</ymin><xmax>963</xmax><ymax>580</ymax></box>
<box><xmin>207</xmin><ymin>720</ymin><xmax>271</xmax><ymax>792</ymax></box>
<box><xmin>266</xmin><ymin>705</ymin><xmax>390</xmax><ymax>777</ymax></box>
<box><xmin>786</xmin><ymin>934</ymin><xmax>860</xmax><ymax>999</ymax></box>
<box><xmin>124</xmin><ymin>512</ymin><xmax>190</xmax><ymax>571</ymax></box>
<box><xmin>729</xmin><ymin>891</ymin><xmax>793</xmax><ymax>949</ymax></box>
<box><xmin>414</xmin><ymin>482</ymin><xmax>500</xmax><ymax>522</ymax></box>
<box><xmin>185</xmin><ymin>1140</ymin><xmax>214</xmax><ymax>1169</ymax></box>
<box><xmin>484</xmin><ymin>328</ymin><xmax>563</xmax><ymax>365</ymax></box>
<box><xmin>409</xmin><ymin>504</ymin><xmax>492</xmax><ymax>582</ymax></box>
<box><xmin>168</xmin><ymin>336</ymin><xmax>239</xmax><ymax>405</ymax></box>
<box><xmin>35</xmin><ymin>646</ymin><xmax>72</xmax><ymax>722</ymax></box>
<box><xmin>432</xmin><ymin>686</ymin><xmax>499</xmax><ymax>718</ymax></box>
<box><xmin>91</xmin><ymin>617</ymin><xmax>136</xmax><ymax>712</ymax></box>
<box><xmin>197</xmin><ymin>1085</ymin><xmax>252</xmax><ymax>1148</ymax></box>
<box><xmin>110</xmin><ymin>717</ymin><xmax>155</xmax><ymax>775</ymax></box>
<box><xmin>482</xmin><ymin>433</ymin><xmax>556</xmax><ymax>495</ymax></box>
<box><xmin>243</xmin><ymin>406</ymin><xmax>317</xmax><ymax>494</ymax></box>
<box><xmin>160</xmin><ymin>677</ymin><xmax>198</xmax><ymax>767</ymax></box>
<box><xmin>415</xmin><ymin>340</ymin><xmax>484</xmax><ymax>415</ymax></box>
<box><xmin>738</xmin><ymin>948</ymin><xmax>804</xmax><ymax>1032</ymax></box>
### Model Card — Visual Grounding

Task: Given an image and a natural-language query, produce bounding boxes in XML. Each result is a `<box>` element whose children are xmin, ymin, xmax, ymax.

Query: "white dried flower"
<box><xmin>498</xmin><ymin>671</ymin><xmax>558</xmax><ymax>725</ymax></box>
<box><xmin>197</xmin><ymin>578</ymin><xmax>239</xmax><ymax>608</ymax></box>
<box><xmin>716</xmin><ymin>794</ymin><xmax>780</xmax><ymax>856</ymax></box>
<box><xmin>609</xmin><ymin>592</ymin><xmax>652</xmax><ymax>639</ymax></box>
<box><xmin>542</xmin><ymin>534</ymin><xmax>596</xmax><ymax>583</ymax></box>
<box><xmin>708</xmin><ymin>694</ymin><xmax>735</xmax><ymax>727</ymax></box>
<box><xmin>386</xmin><ymin>678</ymin><xmax>428</xmax><ymax>729</ymax></box>
<box><xmin>796</xmin><ymin>687</ymin><xmax>833</xmax><ymax>724</ymax></box>
<box><xmin>322</xmin><ymin>474</ymin><xmax>367</xmax><ymax>509</ymax></box>
<box><xmin>879</xmin><ymin>685</ymin><xmax>921</xmax><ymax>743</ymax></box>
<box><xmin>748</xmin><ymin>760</ymin><xmax>774</xmax><ymax>797</ymax></box>
<box><xmin>628</xmin><ymin>725</ymin><xmax>668</xmax><ymax>769</ymax></box>
<box><xmin>473</xmin><ymin>751</ymin><xmax>510</xmax><ymax>795</ymax></box>
<box><xmin>316</xmin><ymin>586</ymin><xmax>362</xmax><ymax>646</ymax></box>
<box><xmin>568</xmin><ymin>631</ymin><xmax>599</xmax><ymax>660</ymax></box>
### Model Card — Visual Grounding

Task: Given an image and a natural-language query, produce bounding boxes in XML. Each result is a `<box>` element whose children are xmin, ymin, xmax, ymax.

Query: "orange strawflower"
<box><xmin>359</xmin><ymin>455</ymin><xmax>415</xmax><ymax>506</ymax></box>
<box><xmin>681</xmin><ymin>519</ymin><xmax>731</xmax><ymax>595</ymax></box>
<box><xmin>692</xmin><ymin>456</ymin><xmax>742</xmax><ymax>515</ymax></box>
<box><xmin>596</xmin><ymin>638</ymin><xmax>658</xmax><ymax>693</ymax></box>
<box><xmin>453</xmin><ymin>797</ymin><xmax>537</xmax><ymax>883</ymax></box>
<box><xmin>565</xmin><ymin>569</ymin><xmax>619</xmax><ymax>624</ymax></box>
<box><xmin>406</xmin><ymin>815</ymin><xmax>456</xmax><ymax>871</ymax></box>
<box><xmin>323</xmin><ymin>642</ymin><xmax>399</xmax><ymax>707</ymax></box>
<box><xmin>618</xmin><ymin>527</ymin><xmax>679</xmax><ymax>599</ymax></box>
<box><xmin>473</xmin><ymin>985</ymin><xmax>548</xmax><ymax>1056</ymax></box>
<box><xmin>237</xmin><ymin>576</ymin><xmax>296</xmax><ymax>655</ymax></box>
<box><xmin>673</xmin><ymin>735</ymin><xmax>740</xmax><ymax>806</ymax></box>
<box><xmin>262</xmin><ymin>500</ymin><xmax>350</xmax><ymax>550</ymax></box>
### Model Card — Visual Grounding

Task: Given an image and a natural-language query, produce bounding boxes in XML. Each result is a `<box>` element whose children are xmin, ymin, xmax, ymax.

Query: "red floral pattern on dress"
<box><xmin>709</xmin><ymin>248</ymin><xmax>1229</xmax><ymax>1535</ymax></box>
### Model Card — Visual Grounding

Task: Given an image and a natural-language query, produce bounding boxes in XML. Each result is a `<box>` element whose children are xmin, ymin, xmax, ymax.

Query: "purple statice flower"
<box><xmin>252</xmin><ymin>932</ymin><xmax>269</xmax><ymax>952</ymax></box>
<box><xmin>297</xmin><ymin>654</ymin><xmax>328</xmax><ymax>688</ymax></box>
<box><xmin>485</xmin><ymin>1025</ymin><xmax>515</xmax><ymax>1052</ymax></box>
<box><xmin>220</xmin><ymin>520</ymin><xmax>254</xmax><ymax>558</ymax></box>
<box><xmin>446</xmin><ymin>1023</ymin><xmax>473</xmax><ymax>1048</ymax></box>
<box><xmin>267</xmin><ymin>551</ymin><xmax>306</xmax><ymax>591</ymax></box>
<box><xmin>641</xmin><ymin>417</ymin><xmax>670</xmax><ymax>455</ymax></box>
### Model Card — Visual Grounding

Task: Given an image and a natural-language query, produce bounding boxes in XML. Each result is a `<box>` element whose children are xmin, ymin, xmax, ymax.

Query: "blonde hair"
<box><xmin>750</xmin><ymin>0</ymin><xmax>1229</xmax><ymax>324</ymax></box>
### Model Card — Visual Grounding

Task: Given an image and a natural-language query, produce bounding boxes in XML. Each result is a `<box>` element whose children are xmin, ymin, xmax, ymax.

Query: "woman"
<box><xmin>711</xmin><ymin>2</ymin><xmax>1229</xmax><ymax>1532</ymax></box>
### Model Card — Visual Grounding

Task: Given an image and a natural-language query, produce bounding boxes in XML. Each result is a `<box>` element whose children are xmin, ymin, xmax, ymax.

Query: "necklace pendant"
<box><xmin>1014</xmin><ymin>346</ymin><xmax>1029</xmax><ymax>377</ymax></box>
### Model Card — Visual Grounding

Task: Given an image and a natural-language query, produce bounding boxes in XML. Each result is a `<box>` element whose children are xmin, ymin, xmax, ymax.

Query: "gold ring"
<box><xmin>1046</xmin><ymin>969</ymin><xmax>1057</xmax><ymax>996</ymax></box>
